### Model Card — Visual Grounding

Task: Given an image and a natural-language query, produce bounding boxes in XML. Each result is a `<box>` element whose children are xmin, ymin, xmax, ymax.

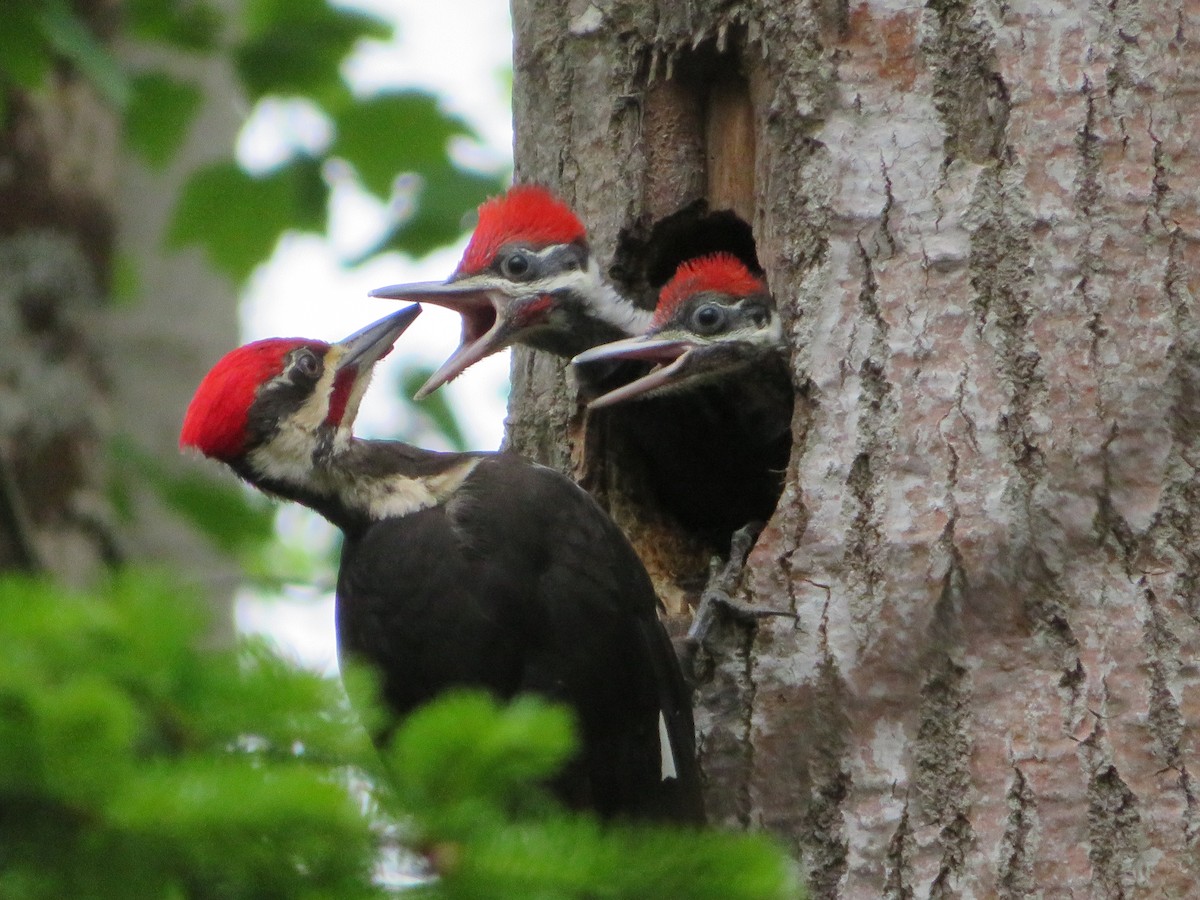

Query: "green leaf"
<box><xmin>0</xmin><ymin>572</ymin><xmax>387</xmax><ymax>898</ymax></box>
<box><xmin>383</xmin><ymin>691</ymin><xmax>576</xmax><ymax>833</ymax></box>
<box><xmin>452</xmin><ymin>819</ymin><xmax>801</xmax><ymax>900</ymax></box>
<box><xmin>234</xmin><ymin>0</ymin><xmax>390</xmax><ymax>104</ymax></box>
<box><xmin>37</xmin><ymin>0</ymin><xmax>130</xmax><ymax>108</ymax></box>
<box><xmin>155</xmin><ymin>470</ymin><xmax>277</xmax><ymax>556</ymax></box>
<box><xmin>109</xmin><ymin>252</ymin><xmax>140</xmax><ymax>307</ymax></box>
<box><xmin>360</xmin><ymin>165</ymin><xmax>505</xmax><ymax>262</ymax></box>
<box><xmin>168</xmin><ymin>158</ymin><xmax>329</xmax><ymax>281</ymax></box>
<box><xmin>126</xmin><ymin>0</ymin><xmax>221</xmax><ymax>52</ymax></box>
<box><xmin>376</xmin><ymin>691</ymin><xmax>803</xmax><ymax>900</ymax></box>
<box><xmin>1</xmin><ymin>572</ymin><xmax>803</xmax><ymax>899</ymax></box>
<box><xmin>125</xmin><ymin>72</ymin><xmax>203</xmax><ymax>168</ymax></box>
<box><xmin>332</xmin><ymin>91</ymin><xmax>472</xmax><ymax>199</ymax></box>
<box><xmin>111</xmin><ymin>438</ymin><xmax>276</xmax><ymax>556</ymax></box>
<box><xmin>0</xmin><ymin>0</ymin><xmax>52</xmax><ymax>90</ymax></box>
<box><xmin>400</xmin><ymin>365</ymin><xmax>469</xmax><ymax>452</ymax></box>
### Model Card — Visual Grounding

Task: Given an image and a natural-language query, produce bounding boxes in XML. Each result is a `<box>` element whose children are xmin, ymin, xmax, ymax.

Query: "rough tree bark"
<box><xmin>0</xmin><ymin>4</ymin><xmax>240</xmax><ymax>611</ymax></box>
<box><xmin>508</xmin><ymin>1</ymin><xmax>1200</xmax><ymax>896</ymax></box>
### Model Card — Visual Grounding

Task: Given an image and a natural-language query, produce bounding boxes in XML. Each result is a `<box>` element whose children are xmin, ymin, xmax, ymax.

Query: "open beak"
<box><xmin>334</xmin><ymin>303</ymin><xmax>423</xmax><ymax>373</ymax></box>
<box><xmin>370</xmin><ymin>278</ymin><xmax>509</xmax><ymax>399</ymax></box>
<box><xmin>572</xmin><ymin>336</ymin><xmax>700</xmax><ymax>409</ymax></box>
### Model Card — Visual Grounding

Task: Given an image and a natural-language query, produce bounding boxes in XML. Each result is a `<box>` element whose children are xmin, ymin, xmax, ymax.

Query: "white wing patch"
<box><xmin>658</xmin><ymin>710</ymin><xmax>678</xmax><ymax>781</ymax></box>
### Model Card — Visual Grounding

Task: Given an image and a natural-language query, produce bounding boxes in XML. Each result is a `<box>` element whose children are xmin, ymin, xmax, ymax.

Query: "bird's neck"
<box><xmin>584</xmin><ymin>278</ymin><xmax>653</xmax><ymax>337</ymax></box>
<box><xmin>238</xmin><ymin>438</ymin><xmax>483</xmax><ymax>534</ymax></box>
<box><xmin>528</xmin><ymin>275</ymin><xmax>653</xmax><ymax>358</ymax></box>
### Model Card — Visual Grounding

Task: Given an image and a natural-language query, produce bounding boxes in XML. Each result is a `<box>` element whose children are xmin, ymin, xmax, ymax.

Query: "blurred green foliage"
<box><xmin>386</xmin><ymin>693</ymin><xmax>800</xmax><ymax>900</ymax></box>
<box><xmin>0</xmin><ymin>572</ymin><xmax>384</xmax><ymax>898</ymax></box>
<box><xmin>0</xmin><ymin>0</ymin><xmax>507</xmax><ymax>283</ymax></box>
<box><xmin>400</xmin><ymin>365</ymin><xmax>471</xmax><ymax>453</ymax></box>
<box><xmin>0</xmin><ymin>573</ymin><xmax>800</xmax><ymax>898</ymax></box>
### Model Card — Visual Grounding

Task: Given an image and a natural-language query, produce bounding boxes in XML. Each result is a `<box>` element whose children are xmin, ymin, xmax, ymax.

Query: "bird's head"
<box><xmin>370</xmin><ymin>185</ymin><xmax>640</xmax><ymax>398</ymax></box>
<box><xmin>572</xmin><ymin>253</ymin><xmax>781</xmax><ymax>408</ymax></box>
<box><xmin>180</xmin><ymin>305</ymin><xmax>422</xmax><ymax>484</ymax></box>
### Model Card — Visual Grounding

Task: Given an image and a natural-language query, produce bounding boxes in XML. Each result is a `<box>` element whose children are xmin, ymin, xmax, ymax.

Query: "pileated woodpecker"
<box><xmin>575</xmin><ymin>253</ymin><xmax>786</xmax><ymax>407</ymax></box>
<box><xmin>368</xmin><ymin>185</ymin><xmax>650</xmax><ymax>398</ymax></box>
<box><xmin>572</xmin><ymin>253</ymin><xmax>794</xmax><ymax>543</ymax></box>
<box><xmin>179</xmin><ymin>306</ymin><xmax>704</xmax><ymax>824</ymax></box>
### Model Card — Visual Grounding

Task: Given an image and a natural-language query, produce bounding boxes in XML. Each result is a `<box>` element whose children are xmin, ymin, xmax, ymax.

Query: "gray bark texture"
<box><xmin>0</xmin><ymin>66</ymin><xmax>122</xmax><ymax>581</ymax></box>
<box><xmin>0</xmin><ymin>7</ymin><xmax>240</xmax><ymax>615</ymax></box>
<box><xmin>507</xmin><ymin>0</ymin><xmax>1200</xmax><ymax>896</ymax></box>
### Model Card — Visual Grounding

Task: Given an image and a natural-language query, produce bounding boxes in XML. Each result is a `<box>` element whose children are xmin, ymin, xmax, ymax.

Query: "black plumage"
<box><xmin>181</xmin><ymin>309</ymin><xmax>704</xmax><ymax>824</ymax></box>
<box><xmin>332</xmin><ymin>451</ymin><xmax>702</xmax><ymax>822</ymax></box>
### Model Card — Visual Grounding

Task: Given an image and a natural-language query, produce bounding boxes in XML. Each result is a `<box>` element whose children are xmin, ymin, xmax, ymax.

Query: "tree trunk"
<box><xmin>107</xmin><ymin>11</ymin><xmax>243</xmax><ymax>614</ymax></box>
<box><xmin>0</xmin><ymin>49</ymin><xmax>124</xmax><ymax>581</ymax></box>
<box><xmin>508</xmin><ymin>1</ymin><xmax>1200</xmax><ymax>896</ymax></box>
<box><xmin>0</xmin><ymin>5</ymin><xmax>240</xmax><ymax>616</ymax></box>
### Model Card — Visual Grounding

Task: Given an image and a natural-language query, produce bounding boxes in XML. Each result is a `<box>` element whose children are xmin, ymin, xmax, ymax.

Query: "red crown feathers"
<box><xmin>180</xmin><ymin>338</ymin><xmax>326</xmax><ymax>461</ymax></box>
<box><xmin>457</xmin><ymin>185</ymin><xmax>587</xmax><ymax>275</ymax></box>
<box><xmin>653</xmin><ymin>253</ymin><xmax>766</xmax><ymax>326</ymax></box>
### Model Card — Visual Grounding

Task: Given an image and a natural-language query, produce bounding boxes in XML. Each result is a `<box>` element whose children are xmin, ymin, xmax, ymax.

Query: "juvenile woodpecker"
<box><xmin>180</xmin><ymin>306</ymin><xmax>703</xmax><ymax>824</ymax></box>
<box><xmin>572</xmin><ymin>254</ymin><xmax>794</xmax><ymax>543</ymax></box>
<box><xmin>574</xmin><ymin>253</ymin><xmax>786</xmax><ymax>407</ymax></box>
<box><xmin>576</xmin><ymin>254</ymin><xmax>798</xmax><ymax>659</ymax></box>
<box><xmin>369</xmin><ymin>185</ymin><xmax>650</xmax><ymax>398</ymax></box>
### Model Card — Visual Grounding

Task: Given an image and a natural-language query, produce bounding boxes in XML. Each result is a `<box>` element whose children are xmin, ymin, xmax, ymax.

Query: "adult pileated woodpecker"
<box><xmin>368</xmin><ymin>185</ymin><xmax>650</xmax><ymax>398</ymax></box>
<box><xmin>179</xmin><ymin>306</ymin><xmax>704</xmax><ymax>824</ymax></box>
<box><xmin>573</xmin><ymin>253</ymin><xmax>794</xmax><ymax>544</ymax></box>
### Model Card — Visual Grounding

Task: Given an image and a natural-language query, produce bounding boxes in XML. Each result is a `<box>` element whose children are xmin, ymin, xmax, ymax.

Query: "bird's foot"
<box><xmin>681</xmin><ymin>522</ymin><xmax>798</xmax><ymax>682</ymax></box>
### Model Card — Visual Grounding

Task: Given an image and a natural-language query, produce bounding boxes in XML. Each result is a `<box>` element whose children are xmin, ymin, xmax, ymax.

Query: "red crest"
<box><xmin>180</xmin><ymin>338</ymin><xmax>327</xmax><ymax>461</ymax></box>
<box><xmin>654</xmin><ymin>254</ymin><xmax>766</xmax><ymax>326</ymax></box>
<box><xmin>457</xmin><ymin>185</ymin><xmax>587</xmax><ymax>275</ymax></box>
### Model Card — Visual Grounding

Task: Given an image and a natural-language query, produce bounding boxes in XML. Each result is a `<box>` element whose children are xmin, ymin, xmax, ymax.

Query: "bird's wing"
<box><xmin>450</xmin><ymin>456</ymin><xmax>705</xmax><ymax>821</ymax></box>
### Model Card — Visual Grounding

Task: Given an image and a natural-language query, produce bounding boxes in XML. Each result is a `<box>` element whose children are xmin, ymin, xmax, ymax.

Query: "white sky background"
<box><xmin>234</xmin><ymin>0</ymin><xmax>515</xmax><ymax>673</ymax></box>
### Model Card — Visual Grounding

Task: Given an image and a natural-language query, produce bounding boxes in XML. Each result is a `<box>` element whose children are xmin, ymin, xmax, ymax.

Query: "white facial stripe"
<box><xmin>585</xmin><ymin>261</ymin><xmax>652</xmax><ymax>335</ymax></box>
<box><xmin>247</xmin><ymin>357</ymin><xmax>342</xmax><ymax>484</ymax></box>
<box><xmin>461</xmin><ymin>254</ymin><xmax>651</xmax><ymax>336</ymax></box>
<box><xmin>683</xmin><ymin>299</ymin><xmax>784</xmax><ymax>347</ymax></box>
<box><xmin>657</xmin><ymin>321</ymin><xmax>780</xmax><ymax>349</ymax></box>
<box><xmin>532</xmin><ymin>257</ymin><xmax>650</xmax><ymax>334</ymax></box>
<box><xmin>262</xmin><ymin>352</ymin><xmax>339</xmax><ymax>432</ymax></box>
<box><xmin>248</xmin><ymin>419</ymin><xmax>332</xmax><ymax>486</ymax></box>
<box><xmin>659</xmin><ymin>710</ymin><xmax>679</xmax><ymax>781</ymax></box>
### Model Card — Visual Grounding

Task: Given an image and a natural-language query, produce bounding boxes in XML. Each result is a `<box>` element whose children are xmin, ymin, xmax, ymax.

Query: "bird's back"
<box><xmin>335</xmin><ymin>450</ymin><xmax>704</xmax><ymax>823</ymax></box>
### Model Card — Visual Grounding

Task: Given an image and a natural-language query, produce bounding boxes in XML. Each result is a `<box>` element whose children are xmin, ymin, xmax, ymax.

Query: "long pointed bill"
<box><xmin>370</xmin><ymin>278</ymin><xmax>510</xmax><ymax>400</ymax></box>
<box><xmin>572</xmin><ymin>337</ymin><xmax>698</xmax><ymax>409</ymax></box>
<box><xmin>321</xmin><ymin>304</ymin><xmax>422</xmax><ymax>432</ymax></box>
<box><xmin>369</xmin><ymin>278</ymin><xmax>493</xmax><ymax>307</ymax></box>
<box><xmin>334</xmin><ymin>304</ymin><xmax>423</xmax><ymax>372</ymax></box>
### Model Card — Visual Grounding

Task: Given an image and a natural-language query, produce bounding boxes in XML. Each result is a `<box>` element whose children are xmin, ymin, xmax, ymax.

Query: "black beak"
<box><xmin>370</xmin><ymin>276</ymin><xmax>513</xmax><ymax>400</ymax></box>
<box><xmin>334</xmin><ymin>304</ymin><xmax>423</xmax><ymax>372</ymax></box>
<box><xmin>572</xmin><ymin>336</ymin><xmax>698</xmax><ymax>408</ymax></box>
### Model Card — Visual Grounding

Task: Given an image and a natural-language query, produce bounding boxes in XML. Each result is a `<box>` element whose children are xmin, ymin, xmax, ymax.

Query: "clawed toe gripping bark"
<box><xmin>679</xmin><ymin>522</ymin><xmax>798</xmax><ymax>682</ymax></box>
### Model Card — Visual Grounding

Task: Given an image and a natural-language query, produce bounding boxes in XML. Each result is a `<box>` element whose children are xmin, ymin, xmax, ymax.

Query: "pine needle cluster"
<box><xmin>0</xmin><ymin>572</ymin><xmax>800</xmax><ymax>899</ymax></box>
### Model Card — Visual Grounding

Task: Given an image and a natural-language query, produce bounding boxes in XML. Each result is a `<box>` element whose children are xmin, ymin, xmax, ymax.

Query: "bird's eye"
<box><xmin>691</xmin><ymin>303</ymin><xmax>727</xmax><ymax>334</ymax></box>
<box><xmin>500</xmin><ymin>250</ymin><xmax>533</xmax><ymax>280</ymax></box>
<box><xmin>294</xmin><ymin>350</ymin><xmax>322</xmax><ymax>379</ymax></box>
